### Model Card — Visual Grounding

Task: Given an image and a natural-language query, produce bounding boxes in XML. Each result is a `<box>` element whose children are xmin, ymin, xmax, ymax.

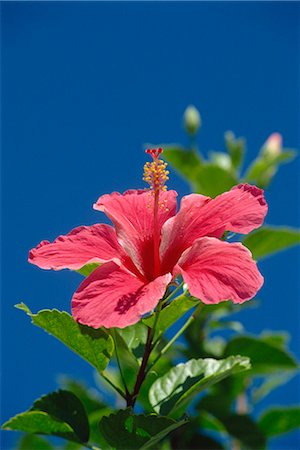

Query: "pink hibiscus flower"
<box><xmin>29</xmin><ymin>149</ymin><xmax>267</xmax><ymax>329</ymax></box>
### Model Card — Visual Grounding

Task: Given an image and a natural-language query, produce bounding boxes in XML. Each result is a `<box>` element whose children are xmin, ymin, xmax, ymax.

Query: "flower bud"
<box><xmin>183</xmin><ymin>105</ymin><xmax>201</xmax><ymax>136</ymax></box>
<box><xmin>261</xmin><ymin>132</ymin><xmax>282</xmax><ymax>158</ymax></box>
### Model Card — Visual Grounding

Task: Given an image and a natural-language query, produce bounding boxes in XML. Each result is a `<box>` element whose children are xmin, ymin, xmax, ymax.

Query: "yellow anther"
<box><xmin>143</xmin><ymin>157</ymin><xmax>169</xmax><ymax>193</ymax></box>
<box><xmin>143</xmin><ymin>148</ymin><xmax>170</xmax><ymax>212</ymax></box>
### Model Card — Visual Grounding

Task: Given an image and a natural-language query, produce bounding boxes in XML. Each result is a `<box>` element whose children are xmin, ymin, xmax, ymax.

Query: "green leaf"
<box><xmin>162</xmin><ymin>145</ymin><xmax>203</xmax><ymax>183</ymax></box>
<box><xmin>59</xmin><ymin>377</ymin><xmax>106</xmax><ymax>415</ymax></box>
<box><xmin>209</xmin><ymin>151</ymin><xmax>233</xmax><ymax>172</ymax></box>
<box><xmin>149</xmin><ymin>356</ymin><xmax>250</xmax><ymax>416</ymax></box>
<box><xmin>116</xmin><ymin>322</ymin><xmax>148</xmax><ymax>359</ymax></box>
<box><xmin>163</xmin><ymin>145</ymin><xmax>238</xmax><ymax>197</ymax></box>
<box><xmin>58</xmin><ymin>377</ymin><xmax>112</xmax><ymax>448</ymax></box>
<box><xmin>110</xmin><ymin>329</ymin><xmax>140</xmax><ymax>391</ymax></box>
<box><xmin>221</xmin><ymin>414</ymin><xmax>266</xmax><ymax>449</ymax></box>
<box><xmin>252</xmin><ymin>372</ymin><xmax>295</xmax><ymax>403</ymax></box>
<box><xmin>198</xmin><ymin>411</ymin><xmax>227</xmax><ymax>434</ymax></box>
<box><xmin>259</xmin><ymin>330</ymin><xmax>290</xmax><ymax>349</ymax></box>
<box><xmin>198</xmin><ymin>405</ymin><xmax>266</xmax><ymax>448</ymax></box>
<box><xmin>137</xmin><ymin>356</ymin><xmax>174</xmax><ymax>411</ymax></box>
<box><xmin>224</xmin><ymin>335</ymin><xmax>299</xmax><ymax>374</ymax></box>
<box><xmin>143</xmin><ymin>295</ymin><xmax>198</xmax><ymax>339</ymax></box>
<box><xmin>18</xmin><ymin>434</ymin><xmax>54</xmax><ymax>450</ymax></box>
<box><xmin>32</xmin><ymin>390</ymin><xmax>89</xmax><ymax>443</ymax></box>
<box><xmin>259</xmin><ymin>407</ymin><xmax>300</xmax><ymax>437</ymax></box>
<box><xmin>243</xmin><ymin>226</ymin><xmax>300</xmax><ymax>260</ymax></box>
<box><xmin>3</xmin><ymin>390</ymin><xmax>90</xmax><ymax>443</ymax></box>
<box><xmin>16</xmin><ymin>303</ymin><xmax>114</xmax><ymax>372</ymax></box>
<box><xmin>173</xmin><ymin>432</ymin><xmax>225</xmax><ymax>450</ymax></box>
<box><xmin>77</xmin><ymin>263</ymin><xmax>100</xmax><ymax>277</ymax></box>
<box><xmin>207</xmin><ymin>319</ymin><xmax>244</xmax><ymax>333</ymax></box>
<box><xmin>193</xmin><ymin>164</ymin><xmax>238</xmax><ymax>197</ymax></box>
<box><xmin>216</xmin><ymin>373</ymin><xmax>249</xmax><ymax>403</ymax></box>
<box><xmin>245</xmin><ymin>150</ymin><xmax>296</xmax><ymax>185</ymax></box>
<box><xmin>98</xmin><ymin>409</ymin><xmax>186</xmax><ymax>450</ymax></box>
<box><xmin>197</xmin><ymin>393</ymin><xmax>233</xmax><ymax>419</ymax></box>
<box><xmin>202</xmin><ymin>337</ymin><xmax>227</xmax><ymax>358</ymax></box>
<box><xmin>3</xmin><ymin>411</ymin><xmax>75</xmax><ymax>440</ymax></box>
<box><xmin>62</xmin><ymin>442</ymin><xmax>83</xmax><ymax>450</ymax></box>
<box><xmin>224</xmin><ymin>131</ymin><xmax>245</xmax><ymax>170</ymax></box>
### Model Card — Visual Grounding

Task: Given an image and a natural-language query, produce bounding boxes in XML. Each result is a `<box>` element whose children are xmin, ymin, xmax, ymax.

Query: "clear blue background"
<box><xmin>1</xmin><ymin>2</ymin><xmax>299</xmax><ymax>449</ymax></box>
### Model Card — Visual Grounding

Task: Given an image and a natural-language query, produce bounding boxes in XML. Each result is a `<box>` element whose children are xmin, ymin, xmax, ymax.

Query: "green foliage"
<box><xmin>77</xmin><ymin>263</ymin><xmax>100</xmax><ymax>277</ymax></box>
<box><xmin>243</xmin><ymin>226</ymin><xmax>300</xmax><ymax>260</ymax></box>
<box><xmin>143</xmin><ymin>294</ymin><xmax>198</xmax><ymax>339</ymax></box>
<box><xmin>224</xmin><ymin>131</ymin><xmax>245</xmax><ymax>170</ymax></box>
<box><xmin>3</xmin><ymin>412</ymin><xmax>75</xmax><ymax>440</ymax></box>
<box><xmin>16</xmin><ymin>303</ymin><xmax>114</xmax><ymax>372</ymax></box>
<box><xmin>252</xmin><ymin>372</ymin><xmax>296</xmax><ymax>403</ymax></box>
<box><xmin>32</xmin><ymin>390</ymin><xmax>90</xmax><ymax>443</ymax></box>
<box><xmin>115</xmin><ymin>322</ymin><xmax>148</xmax><ymax>359</ymax></box>
<box><xmin>197</xmin><ymin>392</ymin><xmax>234</xmax><ymax>421</ymax></box>
<box><xmin>162</xmin><ymin>146</ymin><xmax>202</xmax><ymax>183</ymax></box>
<box><xmin>198</xmin><ymin>395</ymin><xmax>267</xmax><ymax>448</ymax></box>
<box><xmin>3</xmin><ymin>390</ymin><xmax>89</xmax><ymax>444</ymax></box>
<box><xmin>245</xmin><ymin>149</ymin><xmax>296</xmax><ymax>188</ymax></box>
<box><xmin>209</xmin><ymin>151</ymin><xmax>233</xmax><ymax>172</ymax></box>
<box><xmin>259</xmin><ymin>330</ymin><xmax>290</xmax><ymax>348</ymax></box>
<box><xmin>220</xmin><ymin>414</ymin><xmax>266</xmax><ymax>449</ymax></box>
<box><xmin>207</xmin><ymin>319</ymin><xmax>244</xmax><ymax>333</ymax></box>
<box><xmin>163</xmin><ymin>145</ymin><xmax>239</xmax><ymax>197</ymax></box>
<box><xmin>98</xmin><ymin>409</ymin><xmax>186</xmax><ymax>450</ymax></box>
<box><xmin>149</xmin><ymin>356</ymin><xmax>250</xmax><ymax>416</ymax></box>
<box><xmin>18</xmin><ymin>434</ymin><xmax>54</xmax><ymax>450</ymax></box>
<box><xmin>59</xmin><ymin>378</ymin><xmax>113</xmax><ymax>447</ymax></box>
<box><xmin>170</xmin><ymin>427</ymin><xmax>225</xmax><ymax>450</ymax></box>
<box><xmin>110</xmin><ymin>328</ymin><xmax>140</xmax><ymax>391</ymax></box>
<box><xmin>59</xmin><ymin>377</ymin><xmax>107</xmax><ymax>414</ymax></box>
<box><xmin>259</xmin><ymin>406</ymin><xmax>300</xmax><ymax>437</ymax></box>
<box><xmin>224</xmin><ymin>335</ymin><xmax>299</xmax><ymax>374</ymax></box>
<box><xmin>193</xmin><ymin>164</ymin><xmax>238</xmax><ymax>197</ymax></box>
<box><xmin>198</xmin><ymin>411</ymin><xmax>227</xmax><ymax>434</ymax></box>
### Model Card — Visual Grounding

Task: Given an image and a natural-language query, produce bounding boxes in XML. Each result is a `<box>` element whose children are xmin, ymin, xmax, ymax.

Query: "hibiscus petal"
<box><xmin>160</xmin><ymin>184</ymin><xmax>267</xmax><ymax>273</ymax></box>
<box><xmin>28</xmin><ymin>224</ymin><xmax>128</xmax><ymax>271</ymax></box>
<box><xmin>94</xmin><ymin>189</ymin><xmax>177</xmax><ymax>280</ymax></box>
<box><xmin>72</xmin><ymin>262</ymin><xmax>172</xmax><ymax>328</ymax></box>
<box><xmin>177</xmin><ymin>237</ymin><xmax>263</xmax><ymax>304</ymax></box>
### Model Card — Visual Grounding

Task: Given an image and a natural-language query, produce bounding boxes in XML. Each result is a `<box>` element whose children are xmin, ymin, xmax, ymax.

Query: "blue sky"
<box><xmin>1</xmin><ymin>2</ymin><xmax>299</xmax><ymax>449</ymax></box>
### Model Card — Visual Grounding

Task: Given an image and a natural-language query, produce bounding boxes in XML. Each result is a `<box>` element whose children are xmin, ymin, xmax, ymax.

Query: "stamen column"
<box><xmin>143</xmin><ymin>148</ymin><xmax>169</xmax><ymax>278</ymax></box>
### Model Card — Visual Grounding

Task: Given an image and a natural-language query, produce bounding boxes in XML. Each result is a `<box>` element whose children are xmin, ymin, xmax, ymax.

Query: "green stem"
<box><xmin>150</xmin><ymin>299</ymin><xmax>163</xmax><ymax>339</ymax></box>
<box><xmin>111</xmin><ymin>329</ymin><xmax>130</xmax><ymax>396</ymax></box>
<box><xmin>126</xmin><ymin>293</ymin><xmax>167</xmax><ymax>408</ymax></box>
<box><xmin>147</xmin><ymin>304</ymin><xmax>202</xmax><ymax>374</ymax></box>
<box><xmin>160</xmin><ymin>281</ymin><xmax>184</xmax><ymax>308</ymax></box>
<box><xmin>126</xmin><ymin>326</ymin><xmax>153</xmax><ymax>408</ymax></box>
<box><xmin>101</xmin><ymin>372</ymin><xmax>127</xmax><ymax>400</ymax></box>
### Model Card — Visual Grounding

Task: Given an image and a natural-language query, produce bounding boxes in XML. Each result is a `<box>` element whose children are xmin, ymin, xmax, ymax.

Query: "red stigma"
<box><xmin>145</xmin><ymin>148</ymin><xmax>163</xmax><ymax>160</ymax></box>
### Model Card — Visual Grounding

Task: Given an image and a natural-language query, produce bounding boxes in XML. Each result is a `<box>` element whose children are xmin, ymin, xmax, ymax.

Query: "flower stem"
<box><xmin>147</xmin><ymin>303</ymin><xmax>202</xmax><ymax>374</ymax></box>
<box><xmin>126</xmin><ymin>295</ymin><xmax>166</xmax><ymax>408</ymax></box>
<box><xmin>125</xmin><ymin>291</ymin><xmax>196</xmax><ymax>408</ymax></box>
<box><xmin>126</xmin><ymin>326</ymin><xmax>153</xmax><ymax>408</ymax></box>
